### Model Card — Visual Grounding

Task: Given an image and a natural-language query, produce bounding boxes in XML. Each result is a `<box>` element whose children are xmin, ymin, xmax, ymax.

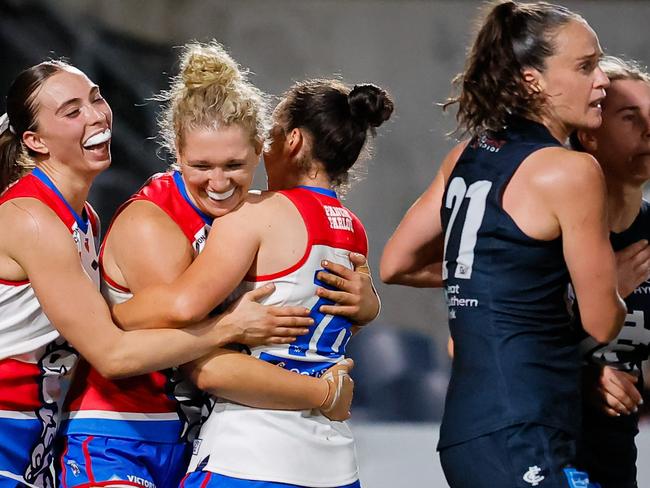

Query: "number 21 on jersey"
<box><xmin>442</xmin><ymin>177</ymin><xmax>492</xmax><ymax>280</ymax></box>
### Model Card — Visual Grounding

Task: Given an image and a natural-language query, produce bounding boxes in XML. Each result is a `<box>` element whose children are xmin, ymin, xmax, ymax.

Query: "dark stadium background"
<box><xmin>1</xmin><ymin>1</ymin><xmax>649</xmax><ymax>485</ymax></box>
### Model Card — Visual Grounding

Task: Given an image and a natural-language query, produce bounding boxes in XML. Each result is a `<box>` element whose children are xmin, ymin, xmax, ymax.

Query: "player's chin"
<box><xmin>582</xmin><ymin>110</ymin><xmax>603</xmax><ymax>130</ymax></box>
<box><xmin>205</xmin><ymin>191</ymin><xmax>243</xmax><ymax>217</ymax></box>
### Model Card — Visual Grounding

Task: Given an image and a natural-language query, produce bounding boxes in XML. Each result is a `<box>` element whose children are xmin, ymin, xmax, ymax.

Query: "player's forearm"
<box><xmin>190</xmin><ymin>353</ymin><xmax>328</xmax><ymax>410</ymax></box>
<box><xmin>93</xmin><ymin>318</ymin><xmax>237</xmax><ymax>379</ymax></box>
<box><xmin>382</xmin><ymin>262</ymin><xmax>443</xmax><ymax>288</ymax></box>
<box><xmin>112</xmin><ymin>285</ymin><xmax>199</xmax><ymax>330</ymax></box>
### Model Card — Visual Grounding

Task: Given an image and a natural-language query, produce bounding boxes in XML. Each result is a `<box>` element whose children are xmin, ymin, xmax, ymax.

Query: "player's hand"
<box><xmin>590</xmin><ymin>365</ymin><xmax>643</xmax><ymax>416</ymax></box>
<box><xmin>316</xmin><ymin>253</ymin><xmax>380</xmax><ymax>326</ymax></box>
<box><xmin>223</xmin><ymin>284</ymin><xmax>313</xmax><ymax>346</ymax></box>
<box><xmin>615</xmin><ymin>240</ymin><xmax>650</xmax><ymax>298</ymax></box>
<box><xmin>319</xmin><ymin>359</ymin><xmax>354</xmax><ymax>421</ymax></box>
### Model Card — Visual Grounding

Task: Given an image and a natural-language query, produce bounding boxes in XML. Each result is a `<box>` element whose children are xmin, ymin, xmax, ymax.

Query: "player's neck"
<box><xmin>35</xmin><ymin>162</ymin><xmax>92</xmax><ymax>214</ymax></box>
<box><xmin>607</xmin><ymin>180</ymin><xmax>643</xmax><ymax>233</ymax></box>
<box><xmin>295</xmin><ymin>165</ymin><xmax>332</xmax><ymax>191</ymax></box>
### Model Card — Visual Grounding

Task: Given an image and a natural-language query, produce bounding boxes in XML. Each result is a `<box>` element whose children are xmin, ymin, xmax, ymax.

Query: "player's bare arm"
<box><xmin>380</xmin><ymin>141</ymin><xmax>466</xmax><ymax>287</ymax></box>
<box><xmin>2</xmin><ymin>198</ymin><xmax>265</xmax><ymax>378</ymax></box>
<box><xmin>185</xmin><ymin>350</ymin><xmax>354</xmax><ymax>421</ymax></box>
<box><xmin>111</xmin><ymin>197</ymin><xmax>313</xmax><ymax>335</ymax></box>
<box><xmin>532</xmin><ymin>148</ymin><xmax>626</xmax><ymax>343</ymax></box>
<box><xmin>102</xmin><ymin>199</ymin><xmax>195</xmax><ymax>299</ymax></box>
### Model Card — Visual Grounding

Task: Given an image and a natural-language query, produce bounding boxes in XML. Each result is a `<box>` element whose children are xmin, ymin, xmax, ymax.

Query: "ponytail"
<box><xmin>0</xmin><ymin>126</ymin><xmax>24</xmax><ymax>193</ymax></box>
<box><xmin>445</xmin><ymin>1</ymin><xmax>580</xmax><ymax>137</ymax></box>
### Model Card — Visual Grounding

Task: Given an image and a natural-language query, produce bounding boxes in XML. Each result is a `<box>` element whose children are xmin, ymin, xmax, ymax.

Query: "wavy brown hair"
<box><xmin>444</xmin><ymin>1</ymin><xmax>582</xmax><ymax>137</ymax></box>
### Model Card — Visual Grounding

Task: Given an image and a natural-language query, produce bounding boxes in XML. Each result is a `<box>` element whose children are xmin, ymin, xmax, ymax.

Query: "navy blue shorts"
<box><xmin>439</xmin><ymin>423</ymin><xmax>599</xmax><ymax>488</ymax></box>
<box><xmin>577</xmin><ymin>405</ymin><xmax>638</xmax><ymax>488</ymax></box>
<box><xmin>180</xmin><ymin>472</ymin><xmax>361</xmax><ymax>488</ymax></box>
<box><xmin>57</xmin><ymin>434</ymin><xmax>190</xmax><ymax>488</ymax></box>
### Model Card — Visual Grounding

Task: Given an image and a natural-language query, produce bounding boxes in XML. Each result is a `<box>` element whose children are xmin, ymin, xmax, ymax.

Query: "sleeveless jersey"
<box><xmin>439</xmin><ymin>118</ymin><xmax>580</xmax><ymax>450</ymax></box>
<box><xmin>581</xmin><ymin>200</ymin><xmax>650</xmax><ymax>372</ymax></box>
<box><xmin>62</xmin><ymin>171</ymin><xmax>210</xmax><ymax>443</ymax></box>
<box><xmin>579</xmin><ymin>199</ymin><xmax>650</xmax><ymax>441</ymax></box>
<box><xmin>0</xmin><ymin>168</ymin><xmax>100</xmax><ymax>488</ymax></box>
<box><xmin>188</xmin><ymin>186</ymin><xmax>368</xmax><ymax>487</ymax></box>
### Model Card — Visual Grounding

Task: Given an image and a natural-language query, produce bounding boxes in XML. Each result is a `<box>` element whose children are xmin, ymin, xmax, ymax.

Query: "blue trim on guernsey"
<box><xmin>182</xmin><ymin>472</ymin><xmax>361</xmax><ymax>488</ymax></box>
<box><xmin>296</xmin><ymin>185</ymin><xmax>337</xmax><ymax>198</ymax></box>
<box><xmin>173</xmin><ymin>170</ymin><xmax>214</xmax><ymax>226</ymax></box>
<box><xmin>32</xmin><ymin>167</ymin><xmax>89</xmax><ymax>232</ymax></box>
<box><xmin>60</xmin><ymin>417</ymin><xmax>183</xmax><ymax>443</ymax></box>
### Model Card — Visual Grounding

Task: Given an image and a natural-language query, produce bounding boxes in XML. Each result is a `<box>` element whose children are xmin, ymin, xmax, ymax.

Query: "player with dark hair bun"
<box><xmin>111</xmin><ymin>78</ymin><xmax>393</xmax><ymax>488</ymax></box>
<box><xmin>59</xmin><ymin>43</ymin><xmax>378</xmax><ymax>488</ymax></box>
<box><xmin>0</xmin><ymin>58</ymin><xmax>296</xmax><ymax>487</ymax></box>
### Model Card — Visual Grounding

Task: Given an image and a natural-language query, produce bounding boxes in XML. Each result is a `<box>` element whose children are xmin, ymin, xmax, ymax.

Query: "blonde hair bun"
<box><xmin>180</xmin><ymin>42</ymin><xmax>242</xmax><ymax>90</ymax></box>
<box><xmin>155</xmin><ymin>39</ymin><xmax>269</xmax><ymax>158</ymax></box>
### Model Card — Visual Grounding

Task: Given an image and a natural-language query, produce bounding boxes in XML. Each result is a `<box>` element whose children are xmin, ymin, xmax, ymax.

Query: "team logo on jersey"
<box><xmin>193</xmin><ymin>438</ymin><xmax>202</xmax><ymax>455</ymax></box>
<box><xmin>66</xmin><ymin>459</ymin><xmax>81</xmax><ymax>477</ymax></box>
<box><xmin>471</xmin><ymin>134</ymin><xmax>506</xmax><ymax>153</ymax></box>
<box><xmin>523</xmin><ymin>465</ymin><xmax>545</xmax><ymax>486</ymax></box>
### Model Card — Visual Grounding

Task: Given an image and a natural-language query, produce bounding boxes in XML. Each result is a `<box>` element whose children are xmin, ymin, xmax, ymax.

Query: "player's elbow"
<box><xmin>379</xmin><ymin>255</ymin><xmax>405</xmax><ymax>284</ymax></box>
<box><xmin>168</xmin><ymin>293</ymin><xmax>206</xmax><ymax>325</ymax></box>
<box><xmin>586</xmin><ymin>325</ymin><xmax>620</xmax><ymax>345</ymax></box>
<box><xmin>190</xmin><ymin>368</ymin><xmax>224</xmax><ymax>396</ymax></box>
<box><xmin>92</xmin><ymin>352</ymin><xmax>136</xmax><ymax>380</ymax></box>
<box><xmin>380</xmin><ymin>268</ymin><xmax>399</xmax><ymax>285</ymax></box>
<box><xmin>582</xmin><ymin>298</ymin><xmax>626</xmax><ymax>343</ymax></box>
<box><xmin>97</xmin><ymin>366</ymin><xmax>130</xmax><ymax>380</ymax></box>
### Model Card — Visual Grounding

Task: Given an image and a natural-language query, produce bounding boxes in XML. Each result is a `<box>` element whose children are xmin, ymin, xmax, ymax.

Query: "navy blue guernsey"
<box><xmin>582</xmin><ymin>200</ymin><xmax>650</xmax><ymax>373</ymax></box>
<box><xmin>576</xmin><ymin>202</ymin><xmax>650</xmax><ymax>485</ymax></box>
<box><xmin>580</xmin><ymin>201</ymin><xmax>650</xmax><ymax>436</ymax></box>
<box><xmin>438</xmin><ymin>118</ymin><xmax>580</xmax><ymax>450</ymax></box>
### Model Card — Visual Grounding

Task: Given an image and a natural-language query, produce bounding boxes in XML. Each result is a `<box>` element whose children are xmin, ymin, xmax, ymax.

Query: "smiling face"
<box><xmin>584</xmin><ymin>79</ymin><xmax>650</xmax><ymax>186</ymax></box>
<box><xmin>531</xmin><ymin>20</ymin><xmax>609</xmax><ymax>140</ymax></box>
<box><xmin>24</xmin><ymin>67</ymin><xmax>113</xmax><ymax>174</ymax></box>
<box><xmin>178</xmin><ymin>124</ymin><xmax>260</xmax><ymax>218</ymax></box>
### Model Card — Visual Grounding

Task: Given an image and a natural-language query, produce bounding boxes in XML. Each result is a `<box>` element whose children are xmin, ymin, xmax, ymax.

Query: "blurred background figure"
<box><xmin>1</xmin><ymin>1</ymin><xmax>650</xmax><ymax>486</ymax></box>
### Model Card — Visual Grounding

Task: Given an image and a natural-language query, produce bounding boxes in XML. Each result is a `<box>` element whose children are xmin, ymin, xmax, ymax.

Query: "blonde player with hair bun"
<box><xmin>111</xmin><ymin>73</ymin><xmax>392</xmax><ymax>487</ymax></box>
<box><xmin>58</xmin><ymin>41</ymin><xmax>377</xmax><ymax>488</ymax></box>
<box><xmin>0</xmin><ymin>57</ymin><xmax>303</xmax><ymax>488</ymax></box>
